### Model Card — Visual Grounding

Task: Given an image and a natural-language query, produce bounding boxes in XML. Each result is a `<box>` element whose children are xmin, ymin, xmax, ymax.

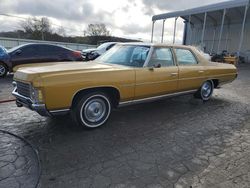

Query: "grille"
<box><xmin>16</xmin><ymin>81</ymin><xmax>30</xmax><ymax>98</ymax></box>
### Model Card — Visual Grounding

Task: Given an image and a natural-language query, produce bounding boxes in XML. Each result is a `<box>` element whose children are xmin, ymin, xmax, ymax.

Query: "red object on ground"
<box><xmin>0</xmin><ymin>99</ymin><xmax>16</xmax><ymax>104</ymax></box>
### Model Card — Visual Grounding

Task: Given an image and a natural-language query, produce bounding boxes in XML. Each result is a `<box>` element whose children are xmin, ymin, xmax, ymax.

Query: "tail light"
<box><xmin>72</xmin><ymin>51</ymin><xmax>82</xmax><ymax>58</ymax></box>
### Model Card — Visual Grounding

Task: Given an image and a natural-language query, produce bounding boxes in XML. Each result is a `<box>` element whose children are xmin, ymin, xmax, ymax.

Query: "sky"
<box><xmin>0</xmin><ymin>0</ymin><xmax>231</xmax><ymax>43</ymax></box>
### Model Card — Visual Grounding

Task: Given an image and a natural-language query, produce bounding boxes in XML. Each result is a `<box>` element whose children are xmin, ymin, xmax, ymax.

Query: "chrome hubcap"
<box><xmin>201</xmin><ymin>82</ymin><xmax>212</xmax><ymax>98</ymax></box>
<box><xmin>0</xmin><ymin>65</ymin><xmax>6</xmax><ymax>76</ymax></box>
<box><xmin>84</xmin><ymin>99</ymin><xmax>106</xmax><ymax>123</ymax></box>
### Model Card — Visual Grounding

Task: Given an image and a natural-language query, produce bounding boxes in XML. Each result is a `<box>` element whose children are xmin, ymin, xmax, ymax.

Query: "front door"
<box><xmin>11</xmin><ymin>45</ymin><xmax>39</xmax><ymax>68</ymax></box>
<box><xmin>135</xmin><ymin>47</ymin><xmax>178</xmax><ymax>100</ymax></box>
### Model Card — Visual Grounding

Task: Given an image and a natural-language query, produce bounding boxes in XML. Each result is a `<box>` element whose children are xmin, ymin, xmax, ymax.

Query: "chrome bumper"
<box><xmin>12</xmin><ymin>88</ymin><xmax>51</xmax><ymax>117</ymax></box>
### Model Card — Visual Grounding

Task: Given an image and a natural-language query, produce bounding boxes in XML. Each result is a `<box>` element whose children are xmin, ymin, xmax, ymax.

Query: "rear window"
<box><xmin>175</xmin><ymin>49</ymin><xmax>198</xmax><ymax>65</ymax></box>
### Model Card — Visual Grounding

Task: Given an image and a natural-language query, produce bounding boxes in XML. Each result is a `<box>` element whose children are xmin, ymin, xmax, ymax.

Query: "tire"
<box><xmin>0</xmin><ymin>62</ymin><xmax>8</xmax><ymax>78</ymax></box>
<box><xmin>195</xmin><ymin>81</ymin><xmax>214</xmax><ymax>101</ymax></box>
<box><xmin>72</xmin><ymin>92</ymin><xmax>112</xmax><ymax>129</ymax></box>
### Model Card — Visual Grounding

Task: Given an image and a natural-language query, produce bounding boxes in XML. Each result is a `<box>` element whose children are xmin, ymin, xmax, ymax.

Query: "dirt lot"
<box><xmin>0</xmin><ymin>64</ymin><xmax>250</xmax><ymax>188</ymax></box>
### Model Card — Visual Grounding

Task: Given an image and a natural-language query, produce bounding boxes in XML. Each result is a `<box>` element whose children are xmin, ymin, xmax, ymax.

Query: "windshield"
<box><xmin>97</xmin><ymin>43</ymin><xmax>114</xmax><ymax>50</ymax></box>
<box><xmin>7</xmin><ymin>44</ymin><xmax>27</xmax><ymax>53</ymax></box>
<box><xmin>97</xmin><ymin>45</ymin><xmax>150</xmax><ymax>67</ymax></box>
<box><xmin>0</xmin><ymin>46</ymin><xmax>7</xmax><ymax>55</ymax></box>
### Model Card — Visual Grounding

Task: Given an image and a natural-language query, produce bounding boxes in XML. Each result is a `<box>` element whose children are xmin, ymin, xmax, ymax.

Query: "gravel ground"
<box><xmin>0</xmin><ymin>64</ymin><xmax>250</xmax><ymax>188</ymax></box>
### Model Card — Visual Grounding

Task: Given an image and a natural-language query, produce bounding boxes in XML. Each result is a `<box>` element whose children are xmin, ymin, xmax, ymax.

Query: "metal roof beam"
<box><xmin>180</xmin><ymin>16</ymin><xmax>195</xmax><ymax>26</ymax></box>
<box><xmin>207</xmin><ymin>14</ymin><xmax>218</xmax><ymax>26</ymax></box>
<box><xmin>234</xmin><ymin>7</ymin><xmax>244</xmax><ymax>18</ymax></box>
<box><xmin>192</xmin><ymin>15</ymin><xmax>204</xmax><ymax>24</ymax></box>
<box><xmin>152</xmin><ymin>0</ymin><xmax>249</xmax><ymax>21</ymax></box>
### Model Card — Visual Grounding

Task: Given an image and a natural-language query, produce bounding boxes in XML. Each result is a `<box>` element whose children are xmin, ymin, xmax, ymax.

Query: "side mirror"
<box><xmin>15</xmin><ymin>50</ymin><xmax>22</xmax><ymax>55</ymax></box>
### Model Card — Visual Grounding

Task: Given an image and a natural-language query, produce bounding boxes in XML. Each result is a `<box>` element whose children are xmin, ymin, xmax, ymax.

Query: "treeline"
<box><xmin>0</xmin><ymin>31</ymin><xmax>140</xmax><ymax>45</ymax></box>
<box><xmin>0</xmin><ymin>17</ymin><xmax>140</xmax><ymax>45</ymax></box>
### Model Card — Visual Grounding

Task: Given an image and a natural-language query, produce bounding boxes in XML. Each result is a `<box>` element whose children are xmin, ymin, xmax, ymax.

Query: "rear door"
<box><xmin>37</xmin><ymin>45</ymin><xmax>64</xmax><ymax>62</ymax></box>
<box><xmin>135</xmin><ymin>47</ymin><xmax>178</xmax><ymax>99</ymax></box>
<box><xmin>174</xmin><ymin>48</ymin><xmax>206</xmax><ymax>91</ymax></box>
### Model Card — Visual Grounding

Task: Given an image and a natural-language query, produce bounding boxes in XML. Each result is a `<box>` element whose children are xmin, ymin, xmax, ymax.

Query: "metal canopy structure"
<box><xmin>151</xmin><ymin>0</ymin><xmax>250</xmax><ymax>57</ymax></box>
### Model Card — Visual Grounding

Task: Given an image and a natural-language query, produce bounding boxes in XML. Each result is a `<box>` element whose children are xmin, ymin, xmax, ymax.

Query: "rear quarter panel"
<box><xmin>205</xmin><ymin>63</ymin><xmax>237</xmax><ymax>85</ymax></box>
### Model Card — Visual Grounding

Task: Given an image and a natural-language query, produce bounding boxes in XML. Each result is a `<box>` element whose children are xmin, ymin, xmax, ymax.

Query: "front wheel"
<box><xmin>0</xmin><ymin>63</ymin><xmax>8</xmax><ymax>78</ymax></box>
<box><xmin>72</xmin><ymin>92</ymin><xmax>112</xmax><ymax>129</ymax></box>
<box><xmin>195</xmin><ymin>81</ymin><xmax>214</xmax><ymax>101</ymax></box>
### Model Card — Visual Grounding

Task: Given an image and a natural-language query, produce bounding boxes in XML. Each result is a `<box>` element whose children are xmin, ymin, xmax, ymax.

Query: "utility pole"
<box><xmin>41</xmin><ymin>19</ymin><xmax>44</xmax><ymax>40</ymax></box>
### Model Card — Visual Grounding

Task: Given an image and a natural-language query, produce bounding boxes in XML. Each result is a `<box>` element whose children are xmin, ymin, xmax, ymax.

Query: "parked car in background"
<box><xmin>13</xmin><ymin>43</ymin><xmax>237</xmax><ymax>129</ymax></box>
<box><xmin>82</xmin><ymin>42</ymin><xmax>117</xmax><ymax>61</ymax></box>
<box><xmin>0</xmin><ymin>43</ymin><xmax>83</xmax><ymax>77</ymax></box>
<box><xmin>0</xmin><ymin>45</ymin><xmax>9</xmax><ymax>77</ymax></box>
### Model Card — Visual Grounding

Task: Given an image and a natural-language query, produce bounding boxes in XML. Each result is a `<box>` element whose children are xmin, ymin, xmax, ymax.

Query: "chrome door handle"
<box><xmin>170</xmin><ymin>73</ymin><xmax>178</xmax><ymax>76</ymax></box>
<box><xmin>198</xmin><ymin>70</ymin><xmax>204</xmax><ymax>73</ymax></box>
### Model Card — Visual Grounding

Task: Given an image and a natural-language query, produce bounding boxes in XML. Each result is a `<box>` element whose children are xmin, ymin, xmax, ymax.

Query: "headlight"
<box><xmin>12</xmin><ymin>81</ymin><xmax>17</xmax><ymax>88</ymax></box>
<box><xmin>30</xmin><ymin>86</ymin><xmax>43</xmax><ymax>103</ymax></box>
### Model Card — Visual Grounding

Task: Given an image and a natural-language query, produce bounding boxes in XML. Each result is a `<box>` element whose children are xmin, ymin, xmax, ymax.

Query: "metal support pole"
<box><xmin>173</xmin><ymin>17</ymin><xmax>178</xmax><ymax>44</ymax></box>
<box><xmin>183</xmin><ymin>21</ymin><xmax>188</xmax><ymax>45</ymax></box>
<box><xmin>161</xmin><ymin>20</ymin><xmax>166</xmax><ymax>43</ymax></box>
<box><xmin>187</xmin><ymin>15</ymin><xmax>192</xmax><ymax>45</ymax></box>
<box><xmin>238</xmin><ymin>4</ymin><xmax>249</xmax><ymax>57</ymax></box>
<box><xmin>225</xmin><ymin>25</ymin><xmax>230</xmax><ymax>51</ymax></box>
<box><xmin>189</xmin><ymin>26</ymin><xmax>193</xmax><ymax>45</ymax></box>
<box><xmin>217</xmin><ymin>9</ymin><xmax>226</xmax><ymax>54</ymax></box>
<box><xmin>151</xmin><ymin>21</ymin><xmax>155</xmax><ymax>43</ymax></box>
<box><xmin>201</xmin><ymin>12</ymin><xmax>207</xmax><ymax>49</ymax></box>
<box><xmin>210</xmin><ymin>28</ymin><xmax>216</xmax><ymax>54</ymax></box>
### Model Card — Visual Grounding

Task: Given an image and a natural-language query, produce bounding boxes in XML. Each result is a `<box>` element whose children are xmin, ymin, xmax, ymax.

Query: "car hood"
<box><xmin>13</xmin><ymin>62</ymin><xmax>71</xmax><ymax>72</ymax></box>
<box><xmin>14</xmin><ymin>61</ymin><xmax>130</xmax><ymax>84</ymax></box>
<box><xmin>82</xmin><ymin>48</ymin><xmax>97</xmax><ymax>53</ymax></box>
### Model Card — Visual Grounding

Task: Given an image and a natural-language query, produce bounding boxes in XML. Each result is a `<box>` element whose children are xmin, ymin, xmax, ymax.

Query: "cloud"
<box><xmin>141</xmin><ymin>0</ymin><xmax>231</xmax><ymax>16</ymax></box>
<box><xmin>0</xmin><ymin>0</ymin><xmax>114</xmax><ymax>25</ymax></box>
<box><xmin>0</xmin><ymin>0</ymin><xmax>230</xmax><ymax>41</ymax></box>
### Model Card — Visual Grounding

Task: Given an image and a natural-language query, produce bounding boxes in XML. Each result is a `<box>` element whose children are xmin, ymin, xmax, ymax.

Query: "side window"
<box><xmin>148</xmin><ymin>48</ymin><xmax>174</xmax><ymax>67</ymax></box>
<box><xmin>38</xmin><ymin>45</ymin><xmax>62</xmax><ymax>56</ymax></box>
<box><xmin>36</xmin><ymin>45</ymin><xmax>47</xmax><ymax>56</ymax></box>
<box><xmin>130</xmin><ymin>46</ymin><xmax>149</xmax><ymax>67</ymax></box>
<box><xmin>175</xmin><ymin>49</ymin><xmax>197</xmax><ymax>65</ymax></box>
<box><xmin>21</xmin><ymin>46</ymin><xmax>38</xmax><ymax>56</ymax></box>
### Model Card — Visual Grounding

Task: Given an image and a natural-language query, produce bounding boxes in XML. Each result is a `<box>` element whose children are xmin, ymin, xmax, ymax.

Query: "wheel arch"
<box><xmin>0</xmin><ymin>61</ymin><xmax>9</xmax><ymax>71</ymax></box>
<box><xmin>211</xmin><ymin>79</ymin><xmax>219</xmax><ymax>88</ymax></box>
<box><xmin>71</xmin><ymin>86</ymin><xmax>121</xmax><ymax>109</ymax></box>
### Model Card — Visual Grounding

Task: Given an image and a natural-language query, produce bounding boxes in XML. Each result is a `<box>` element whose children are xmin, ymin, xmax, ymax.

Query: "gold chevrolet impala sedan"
<box><xmin>12</xmin><ymin>43</ymin><xmax>237</xmax><ymax>129</ymax></box>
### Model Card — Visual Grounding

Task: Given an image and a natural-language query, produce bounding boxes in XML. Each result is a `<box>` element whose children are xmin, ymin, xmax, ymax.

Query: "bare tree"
<box><xmin>84</xmin><ymin>24</ymin><xmax>110</xmax><ymax>36</ymax></box>
<box><xmin>21</xmin><ymin>17</ymin><xmax>52</xmax><ymax>40</ymax></box>
<box><xmin>57</xmin><ymin>26</ymin><xmax>66</xmax><ymax>37</ymax></box>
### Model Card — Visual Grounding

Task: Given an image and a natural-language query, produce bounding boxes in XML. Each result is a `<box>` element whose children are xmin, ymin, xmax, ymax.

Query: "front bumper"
<box><xmin>12</xmin><ymin>88</ymin><xmax>51</xmax><ymax>117</ymax></box>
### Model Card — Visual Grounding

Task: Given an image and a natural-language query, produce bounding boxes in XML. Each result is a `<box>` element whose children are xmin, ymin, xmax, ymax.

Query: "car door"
<box><xmin>135</xmin><ymin>47</ymin><xmax>178</xmax><ymax>100</ymax></box>
<box><xmin>37</xmin><ymin>45</ymin><xmax>62</xmax><ymax>62</ymax></box>
<box><xmin>174</xmin><ymin>48</ymin><xmax>206</xmax><ymax>91</ymax></box>
<box><xmin>10</xmin><ymin>45</ymin><xmax>39</xmax><ymax>67</ymax></box>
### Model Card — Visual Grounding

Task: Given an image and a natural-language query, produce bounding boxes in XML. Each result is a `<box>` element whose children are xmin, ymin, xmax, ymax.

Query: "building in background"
<box><xmin>152</xmin><ymin>0</ymin><xmax>250</xmax><ymax>62</ymax></box>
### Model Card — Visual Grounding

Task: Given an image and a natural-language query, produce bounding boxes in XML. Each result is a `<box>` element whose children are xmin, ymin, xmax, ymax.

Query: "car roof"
<box><xmin>118</xmin><ymin>42</ymin><xmax>195</xmax><ymax>49</ymax></box>
<box><xmin>8</xmin><ymin>43</ymin><xmax>75</xmax><ymax>52</ymax></box>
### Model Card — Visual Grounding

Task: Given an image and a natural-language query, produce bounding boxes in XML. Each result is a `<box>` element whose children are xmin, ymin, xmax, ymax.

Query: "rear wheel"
<box><xmin>195</xmin><ymin>81</ymin><xmax>214</xmax><ymax>101</ymax></box>
<box><xmin>0</xmin><ymin>62</ymin><xmax>8</xmax><ymax>78</ymax></box>
<box><xmin>72</xmin><ymin>92</ymin><xmax>112</xmax><ymax>129</ymax></box>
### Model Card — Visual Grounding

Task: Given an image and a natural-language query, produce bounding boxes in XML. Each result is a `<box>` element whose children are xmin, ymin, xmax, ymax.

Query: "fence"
<box><xmin>0</xmin><ymin>37</ymin><xmax>96</xmax><ymax>50</ymax></box>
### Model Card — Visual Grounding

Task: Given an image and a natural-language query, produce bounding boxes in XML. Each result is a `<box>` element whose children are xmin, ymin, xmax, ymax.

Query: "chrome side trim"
<box><xmin>119</xmin><ymin>90</ymin><xmax>197</xmax><ymax>107</ymax></box>
<box><xmin>135</xmin><ymin>79</ymin><xmax>178</xmax><ymax>86</ymax></box>
<box><xmin>49</xmin><ymin>109</ymin><xmax>70</xmax><ymax>116</ymax></box>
